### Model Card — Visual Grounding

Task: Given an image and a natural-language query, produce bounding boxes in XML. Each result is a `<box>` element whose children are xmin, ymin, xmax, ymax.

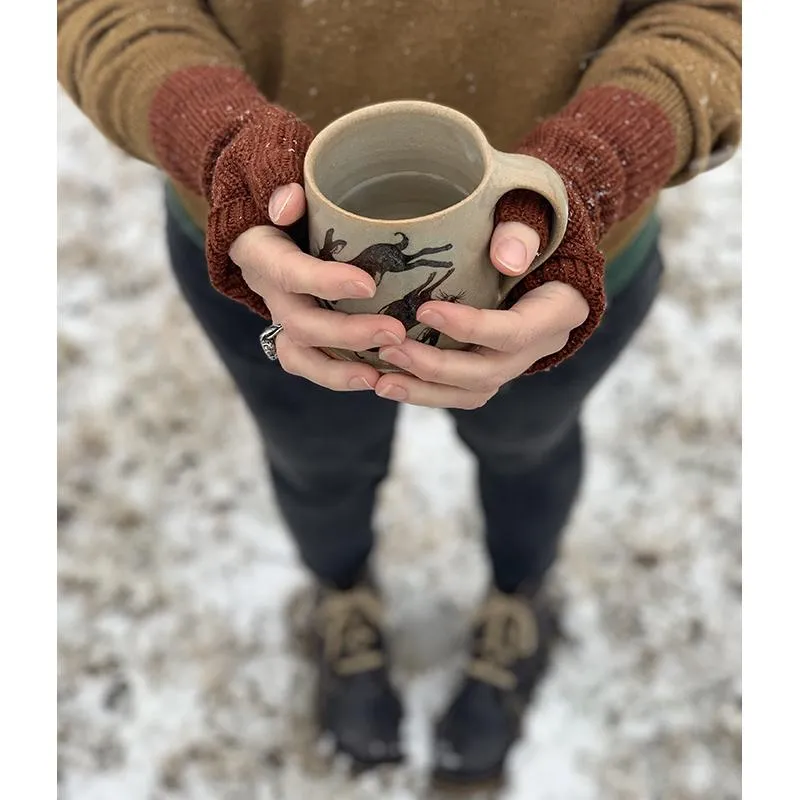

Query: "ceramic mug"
<box><xmin>303</xmin><ymin>100</ymin><xmax>569</xmax><ymax>371</ymax></box>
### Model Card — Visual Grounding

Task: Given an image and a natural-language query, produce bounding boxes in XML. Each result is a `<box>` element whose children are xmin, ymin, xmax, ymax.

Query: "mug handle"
<box><xmin>481</xmin><ymin>149</ymin><xmax>570</xmax><ymax>299</ymax></box>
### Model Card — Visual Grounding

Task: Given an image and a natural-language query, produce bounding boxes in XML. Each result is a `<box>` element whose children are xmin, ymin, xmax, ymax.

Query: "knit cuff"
<box><xmin>556</xmin><ymin>86</ymin><xmax>676</xmax><ymax>221</ymax></box>
<box><xmin>507</xmin><ymin>85</ymin><xmax>676</xmax><ymax>241</ymax></box>
<box><xmin>205</xmin><ymin>197</ymin><xmax>272</xmax><ymax>320</ymax></box>
<box><xmin>149</xmin><ymin>65</ymin><xmax>273</xmax><ymax>197</ymax></box>
<box><xmin>149</xmin><ymin>65</ymin><xmax>314</xmax><ymax>319</ymax></box>
<box><xmin>202</xmin><ymin>109</ymin><xmax>312</xmax><ymax>320</ymax></box>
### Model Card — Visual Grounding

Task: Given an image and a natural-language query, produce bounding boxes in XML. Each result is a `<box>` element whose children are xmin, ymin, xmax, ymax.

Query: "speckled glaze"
<box><xmin>304</xmin><ymin>100</ymin><xmax>568</xmax><ymax>371</ymax></box>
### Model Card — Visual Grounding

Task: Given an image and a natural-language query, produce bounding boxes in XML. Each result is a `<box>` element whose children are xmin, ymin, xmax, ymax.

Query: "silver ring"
<box><xmin>259</xmin><ymin>322</ymin><xmax>284</xmax><ymax>361</ymax></box>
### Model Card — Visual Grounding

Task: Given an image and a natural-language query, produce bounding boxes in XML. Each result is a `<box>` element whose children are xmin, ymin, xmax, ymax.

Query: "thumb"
<box><xmin>268</xmin><ymin>182</ymin><xmax>307</xmax><ymax>226</ymax></box>
<box><xmin>490</xmin><ymin>220</ymin><xmax>542</xmax><ymax>276</ymax></box>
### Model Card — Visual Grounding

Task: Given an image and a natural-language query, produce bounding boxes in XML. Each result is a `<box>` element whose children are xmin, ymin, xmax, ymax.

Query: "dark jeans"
<box><xmin>165</xmin><ymin>210</ymin><xmax>663</xmax><ymax>592</ymax></box>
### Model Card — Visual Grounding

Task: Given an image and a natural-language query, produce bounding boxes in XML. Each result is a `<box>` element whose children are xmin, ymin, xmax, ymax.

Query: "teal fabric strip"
<box><xmin>165</xmin><ymin>181</ymin><xmax>206</xmax><ymax>251</ymax></box>
<box><xmin>604</xmin><ymin>212</ymin><xmax>661</xmax><ymax>298</ymax></box>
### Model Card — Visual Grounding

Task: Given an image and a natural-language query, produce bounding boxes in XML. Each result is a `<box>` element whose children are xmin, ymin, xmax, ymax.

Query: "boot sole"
<box><xmin>429</xmin><ymin>769</ymin><xmax>507</xmax><ymax>797</ymax></box>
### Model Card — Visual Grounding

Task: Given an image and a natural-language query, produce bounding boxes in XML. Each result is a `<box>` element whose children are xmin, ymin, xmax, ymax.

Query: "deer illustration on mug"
<box><xmin>377</xmin><ymin>268</ymin><xmax>456</xmax><ymax>332</ymax></box>
<box><xmin>316</xmin><ymin>228</ymin><xmax>454</xmax><ymax>286</ymax></box>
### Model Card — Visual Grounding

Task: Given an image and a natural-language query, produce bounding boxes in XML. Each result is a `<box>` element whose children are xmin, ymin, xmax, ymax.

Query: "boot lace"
<box><xmin>316</xmin><ymin>586</ymin><xmax>386</xmax><ymax>676</ymax></box>
<box><xmin>466</xmin><ymin>590</ymin><xmax>539</xmax><ymax>691</ymax></box>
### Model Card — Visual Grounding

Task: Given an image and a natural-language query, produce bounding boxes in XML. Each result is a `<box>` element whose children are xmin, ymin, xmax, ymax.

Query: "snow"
<box><xmin>58</xmin><ymin>89</ymin><xmax>741</xmax><ymax>799</ymax></box>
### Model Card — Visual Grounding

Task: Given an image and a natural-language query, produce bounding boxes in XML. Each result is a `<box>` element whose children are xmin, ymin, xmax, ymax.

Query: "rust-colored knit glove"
<box><xmin>495</xmin><ymin>86</ymin><xmax>676</xmax><ymax>373</ymax></box>
<box><xmin>149</xmin><ymin>66</ymin><xmax>314</xmax><ymax>317</ymax></box>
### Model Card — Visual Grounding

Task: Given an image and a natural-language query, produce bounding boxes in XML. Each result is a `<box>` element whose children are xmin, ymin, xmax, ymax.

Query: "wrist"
<box><xmin>149</xmin><ymin>65</ymin><xmax>278</xmax><ymax>197</ymax></box>
<box><xmin>515</xmin><ymin>86</ymin><xmax>676</xmax><ymax>240</ymax></box>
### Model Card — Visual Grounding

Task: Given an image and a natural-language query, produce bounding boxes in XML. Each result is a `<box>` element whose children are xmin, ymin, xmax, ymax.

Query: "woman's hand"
<box><xmin>230</xmin><ymin>184</ymin><xmax>407</xmax><ymax>392</ymax></box>
<box><xmin>373</xmin><ymin>221</ymin><xmax>588</xmax><ymax>408</ymax></box>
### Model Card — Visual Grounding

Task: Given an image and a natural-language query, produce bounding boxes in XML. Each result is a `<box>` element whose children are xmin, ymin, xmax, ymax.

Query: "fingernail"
<box><xmin>268</xmin><ymin>185</ymin><xmax>293</xmax><ymax>223</ymax></box>
<box><xmin>494</xmin><ymin>237</ymin><xmax>529</xmax><ymax>274</ymax></box>
<box><xmin>348</xmin><ymin>377</ymin><xmax>373</xmax><ymax>391</ymax></box>
<box><xmin>417</xmin><ymin>309</ymin><xmax>445</xmax><ymax>329</ymax></box>
<box><xmin>379</xmin><ymin>347</ymin><xmax>410</xmax><ymax>368</ymax></box>
<box><xmin>372</xmin><ymin>330</ymin><xmax>403</xmax><ymax>347</ymax></box>
<box><xmin>376</xmin><ymin>384</ymin><xmax>408</xmax><ymax>401</ymax></box>
<box><xmin>343</xmin><ymin>280</ymin><xmax>375</xmax><ymax>298</ymax></box>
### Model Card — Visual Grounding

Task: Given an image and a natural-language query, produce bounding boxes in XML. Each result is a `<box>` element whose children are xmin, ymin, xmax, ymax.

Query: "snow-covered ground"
<box><xmin>57</xmin><ymin>90</ymin><xmax>741</xmax><ymax>800</ymax></box>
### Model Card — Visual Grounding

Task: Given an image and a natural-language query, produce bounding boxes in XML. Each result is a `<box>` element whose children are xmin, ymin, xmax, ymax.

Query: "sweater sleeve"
<box><xmin>578</xmin><ymin>0</ymin><xmax>742</xmax><ymax>184</ymax></box>
<box><xmin>57</xmin><ymin>0</ymin><xmax>246</xmax><ymax>165</ymax></box>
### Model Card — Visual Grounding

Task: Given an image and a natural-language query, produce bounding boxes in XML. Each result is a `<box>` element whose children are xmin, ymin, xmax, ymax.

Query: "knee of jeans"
<box><xmin>458</xmin><ymin>415</ymin><xmax>579</xmax><ymax>474</ymax></box>
<box><xmin>267</xmin><ymin>440</ymin><xmax>392</xmax><ymax>494</ymax></box>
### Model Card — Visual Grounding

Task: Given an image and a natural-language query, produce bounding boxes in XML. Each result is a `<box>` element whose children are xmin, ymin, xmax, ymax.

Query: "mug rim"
<box><xmin>303</xmin><ymin>100</ymin><xmax>494</xmax><ymax>225</ymax></box>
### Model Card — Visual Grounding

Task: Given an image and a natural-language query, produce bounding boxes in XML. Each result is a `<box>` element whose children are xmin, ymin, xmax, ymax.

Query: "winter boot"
<box><xmin>296</xmin><ymin>577</ymin><xmax>404</xmax><ymax>769</ymax></box>
<box><xmin>431</xmin><ymin>583</ymin><xmax>562</xmax><ymax>787</ymax></box>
